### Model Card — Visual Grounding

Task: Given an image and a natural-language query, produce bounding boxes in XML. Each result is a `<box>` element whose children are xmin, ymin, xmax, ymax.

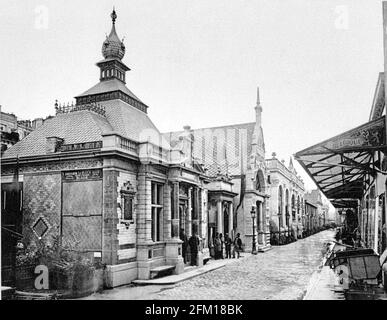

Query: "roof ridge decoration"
<box><xmin>55</xmin><ymin>100</ymin><xmax>106</xmax><ymax>117</ymax></box>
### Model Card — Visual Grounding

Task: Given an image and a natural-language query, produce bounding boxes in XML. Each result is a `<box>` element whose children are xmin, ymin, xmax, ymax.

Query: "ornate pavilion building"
<box><xmin>1</xmin><ymin>10</ymin><xmax>210</xmax><ymax>288</ymax></box>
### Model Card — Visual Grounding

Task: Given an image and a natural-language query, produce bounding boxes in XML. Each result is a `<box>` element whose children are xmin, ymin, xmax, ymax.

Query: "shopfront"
<box><xmin>295</xmin><ymin>116</ymin><xmax>387</xmax><ymax>252</ymax></box>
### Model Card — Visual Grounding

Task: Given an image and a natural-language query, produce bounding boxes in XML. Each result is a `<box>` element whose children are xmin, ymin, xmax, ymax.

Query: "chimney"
<box><xmin>46</xmin><ymin>136</ymin><xmax>64</xmax><ymax>153</ymax></box>
<box><xmin>32</xmin><ymin>118</ymin><xmax>44</xmax><ymax>129</ymax></box>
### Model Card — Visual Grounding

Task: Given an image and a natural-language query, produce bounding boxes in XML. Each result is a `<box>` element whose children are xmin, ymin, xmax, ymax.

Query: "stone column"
<box><xmin>374</xmin><ymin>194</ymin><xmax>379</xmax><ymax>253</ymax></box>
<box><xmin>259</xmin><ymin>202</ymin><xmax>264</xmax><ymax>232</ymax></box>
<box><xmin>228</xmin><ymin>201</ymin><xmax>234</xmax><ymax>237</ymax></box>
<box><xmin>172</xmin><ymin>181</ymin><xmax>180</xmax><ymax>239</ymax></box>
<box><xmin>193</xmin><ymin>187</ymin><xmax>200</xmax><ymax>234</ymax></box>
<box><xmin>282</xmin><ymin>197</ymin><xmax>286</xmax><ymax>228</ymax></box>
<box><xmin>163</xmin><ymin>183</ymin><xmax>172</xmax><ymax>240</ymax></box>
<box><xmin>165</xmin><ymin>181</ymin><xmax>184</xmax><ymax>275</ymax></box>
<box><xmin>217</xmin><ymin>200</ymin><xmax>223</xmax><ymax>233</ymax></box>
<box><xmin>187</xmin><ymin>187</ymin><xmax>192</xmax><ymax>237</ymax></box>
<box><xmin>198</xmin><ymin>187</ymin><xmax>203</xmax><ymax>238</ymax></box>
<box><xmin>258</xmin><ymin>201</ymin><xmax>263</xmax><ymax>245</ymax></box>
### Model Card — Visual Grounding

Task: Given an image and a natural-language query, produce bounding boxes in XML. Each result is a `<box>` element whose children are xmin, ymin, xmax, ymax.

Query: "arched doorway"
<box><xmin>255</xmin><ymin>170</ymin><xmax>265</xmax><ymax>234</ymax></box>
<box><xmin>223</xmin><ymin>204</ymin><xmax>229</xmax><ymax>236</ymax></box>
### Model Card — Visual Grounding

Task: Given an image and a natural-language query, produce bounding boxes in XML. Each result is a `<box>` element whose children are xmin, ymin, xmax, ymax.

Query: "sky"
<box><xmin>0</xmin><ymin>0</ymin><xmax>385</xmax><ymax>210</ymax></box>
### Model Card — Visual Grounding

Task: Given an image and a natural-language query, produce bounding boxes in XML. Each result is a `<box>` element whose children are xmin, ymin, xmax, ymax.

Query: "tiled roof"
<box><xmin>103</xmin><ymin>99</ymin><xmax>170</xmax><ymax>148</ymax></box>
<box><xmin>75</xmin><ymin>78</ymin><xmax>142</xmax><ymax>102</ymax></box>
<box><xmin>163</xmin><ymin>122</ymin><xmax>256</xmax><ymax>176</ymax></box>
<box><xmin>2</xmin><ymin>96</ymin><xmax>170</xmax><ymax>159</ymax></box>
<box><xmin>2</xmin><ymin>110</ymin><xmax>113</xmax><ymax>158</ymax></box>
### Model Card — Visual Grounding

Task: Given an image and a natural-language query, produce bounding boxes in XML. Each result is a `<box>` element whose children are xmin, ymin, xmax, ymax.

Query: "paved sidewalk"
<box><xmin>303</xmin><ymin>266</ymin><xmax>345</xmax><ymax>300</ymax></box>
<box><xmin>133</xmin><ymin>255</ymin><xmax>250</xmax><ymax>285</ymax></box>
<box><xmin>80</xmin><ymin>254</ymin><xmax>250</xmax><ymax>300</ymax></box>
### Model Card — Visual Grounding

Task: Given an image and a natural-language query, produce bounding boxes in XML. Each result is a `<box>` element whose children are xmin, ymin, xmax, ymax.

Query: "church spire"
<box><xmin>255</xmin><ymin>86</ymin><xmax>263</xmax><ymax>127</ymax></box>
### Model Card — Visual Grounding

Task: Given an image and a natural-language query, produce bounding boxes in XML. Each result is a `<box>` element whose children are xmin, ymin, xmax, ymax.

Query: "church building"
<box><xmin>164</xmin><ymin>89</ymin><xmax>272</xmax><ymax>253</ymax></box>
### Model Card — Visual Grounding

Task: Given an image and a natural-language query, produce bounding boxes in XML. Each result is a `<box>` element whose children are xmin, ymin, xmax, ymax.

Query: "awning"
<box><xmin>295</xmin><ymin>116</ymin><xmax>387</xmax><ymax>208</ymax></box>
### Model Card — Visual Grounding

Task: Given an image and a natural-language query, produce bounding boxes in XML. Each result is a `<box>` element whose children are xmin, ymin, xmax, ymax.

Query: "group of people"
<box><xmin>213</xmin><ymin>232</ymin><xmax>243</xmax><ymax>259</ymax></box>
<box><xmin>179</xmin><ymin>229</ymin><xmax>244</xmax><ymax>266</ymax></box>
<box><xmin>180</xmin><ymin>229</ymin><xmax>201</xmax><ymax>266</ymax></box>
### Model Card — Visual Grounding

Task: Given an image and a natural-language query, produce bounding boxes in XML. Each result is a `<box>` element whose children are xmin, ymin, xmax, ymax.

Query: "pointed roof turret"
<box><xmin>102</xmin><ymin>8</ymin><xmax>125</xmax><ymax>60</ymax></box>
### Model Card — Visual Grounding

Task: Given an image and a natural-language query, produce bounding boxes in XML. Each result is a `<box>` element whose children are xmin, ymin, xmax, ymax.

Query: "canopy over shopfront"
<box><xmin>295</xmin><ymin>116</ymin><xmax>387</xmax><ymax>208</ymax></box>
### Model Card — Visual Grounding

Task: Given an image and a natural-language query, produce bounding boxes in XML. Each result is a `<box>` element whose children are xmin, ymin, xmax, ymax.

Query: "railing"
<box><xmin>55</xmin><ymin>102</ymin><xmax>106</xmax><ymax>117</ymax></box>
<box><xmin>102</xmin><ymin>133</ymin><xmax>139</xmax><ymax>155</ymax></box>
<box><xmin>120</xmin><ymin>136</ymin><xmax>138</xmax><ymax>153</ymax></box>
<box><xmin>139</xmin><ymin>142</ymin><xmax>169</xmax><ymax>162</ymax></box>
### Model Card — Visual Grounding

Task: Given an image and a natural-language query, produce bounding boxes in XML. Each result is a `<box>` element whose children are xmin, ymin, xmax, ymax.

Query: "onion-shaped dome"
<box><xmin>102</xmin><ymin>9</ymin><xmax>125</xmax><ymax>60</ymax></box>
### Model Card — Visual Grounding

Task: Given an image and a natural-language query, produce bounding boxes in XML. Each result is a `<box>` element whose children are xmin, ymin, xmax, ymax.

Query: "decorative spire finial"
<box><xmin>111</xmin><ymin>7</ymin><xmax>117</xmax><ymax>25</ymax></box>
<box><xmin>257</xmin><ymin>86</ymin><xmax>260</xmax><ymax>105</ymax></box>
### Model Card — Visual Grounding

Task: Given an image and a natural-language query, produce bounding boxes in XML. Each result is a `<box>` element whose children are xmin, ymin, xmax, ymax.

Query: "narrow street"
<box><xmin>84</xmin><ymin>230</ymin><xmax>336</xmax><ymax>300</ymax></box>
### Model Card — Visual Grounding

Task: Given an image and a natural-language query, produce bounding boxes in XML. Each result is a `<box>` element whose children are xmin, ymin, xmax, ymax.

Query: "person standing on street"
<box><xmin>188</xmin><ymin>231</ymin><xmax>200</xmax><ymax>266</ymax></box>
<box><xmin>224</xmin><ymin>233</ymin><xmax>232</xmax><ymax>258</ymax></box>
<box><xmin>180</xmin><ymin>228</ymin><xmax>188</xmax><ymax>264</ymax></box>
<box><xmin>219</xmin><ymin>233</ymin><xmax>224</xmax><ymax>259</ymax></box>
<box><xmin>233</xmin><ymin>233</ymin><xmax>242</xmax><ymax>258</ymax></box>
<box><xmin>214</xmin><ymin>233</ymin><xmax>221</xmax><ymax>260</ymax></box>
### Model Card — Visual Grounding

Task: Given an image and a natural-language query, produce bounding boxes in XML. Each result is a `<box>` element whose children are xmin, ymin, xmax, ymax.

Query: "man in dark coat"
<box><xmin>188</xmin><ymin>232</ymin><xmax>200</xmax><ymax>266</ymax></box>
<box><xmin>180</xmin><ymin>229</ymin><xmax>188</xmax><ymax>264</ymax></box>
<box><xmin>224</xmin><ymin>233</ymin><xmax>232</xmax><ymax>259</ymax></box>
<box><xmin>233</xmin><ymin>233</ymin><xmax>242</xmax><ymax>258</ymax></box>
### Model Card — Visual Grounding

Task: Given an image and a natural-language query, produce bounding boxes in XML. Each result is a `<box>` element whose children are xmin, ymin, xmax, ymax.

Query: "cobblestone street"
<box><xmin>84</xmin><ymin>230</ymin><xmax>335</xmax><ymax>300</ymax></box>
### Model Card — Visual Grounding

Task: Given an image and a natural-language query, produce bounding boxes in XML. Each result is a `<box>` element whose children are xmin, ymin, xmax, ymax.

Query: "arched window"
<box><xmin>285</xmin><ymin>189</ymin><xmax>289</xmax><ymax>225</ymax></box>
<box><xmin>297</xmin><ymin>195</ymin><xmax>300</xmax><ymax>216</ymax></box>
<box><xmin>256</xmin><ymin>170</ymin><xmax>265</xmax><ymax>193</ymax></box>
<box><xmin>291</xmin><ymin>194</ymin><xmax>296</xmax><ymax>219</ymax></box>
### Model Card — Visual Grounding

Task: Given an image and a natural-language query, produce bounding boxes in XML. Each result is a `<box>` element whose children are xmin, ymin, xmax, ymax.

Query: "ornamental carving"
<box><xmin>62</xmin><ymin>169</ymin><xmax>103</xmax><ymax>181</ymax></box>
<box><xmin>1</xmin><ymin>159</ymin><xmax>103</xmax><ymax>175</ymax></box>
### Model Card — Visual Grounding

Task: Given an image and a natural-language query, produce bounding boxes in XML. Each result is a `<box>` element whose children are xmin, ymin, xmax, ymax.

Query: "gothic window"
<box><xmin>151</xmin><ymin>182</ymin><xmax>163</xmax><ymax>242</ymax></box>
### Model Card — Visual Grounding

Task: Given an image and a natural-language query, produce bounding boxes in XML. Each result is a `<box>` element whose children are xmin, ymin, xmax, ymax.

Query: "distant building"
<box><xmin>304</xmin><ymin>200</ymin><xmax>318</xmax><ymax>235</ymax></box>
<box><xmin>0</xmin><ymin>109</ymin><xmax>45</xmax><ymax>154</ymax></box>
<box><xmin>265</xmin><ymin>154</ymin><xmax>305</xmax><ymax>244</ymax></box>
<box><xmin>304</xmin><ymin>189</ymin><xmax>331</xmax><ymax>229</ymax></box>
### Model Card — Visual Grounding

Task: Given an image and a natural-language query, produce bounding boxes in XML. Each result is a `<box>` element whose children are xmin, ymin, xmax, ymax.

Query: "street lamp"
<box><xmin>251</xmin><ymin>206</ymin><xmax>257</xmax><ymax>255</ymax></box>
